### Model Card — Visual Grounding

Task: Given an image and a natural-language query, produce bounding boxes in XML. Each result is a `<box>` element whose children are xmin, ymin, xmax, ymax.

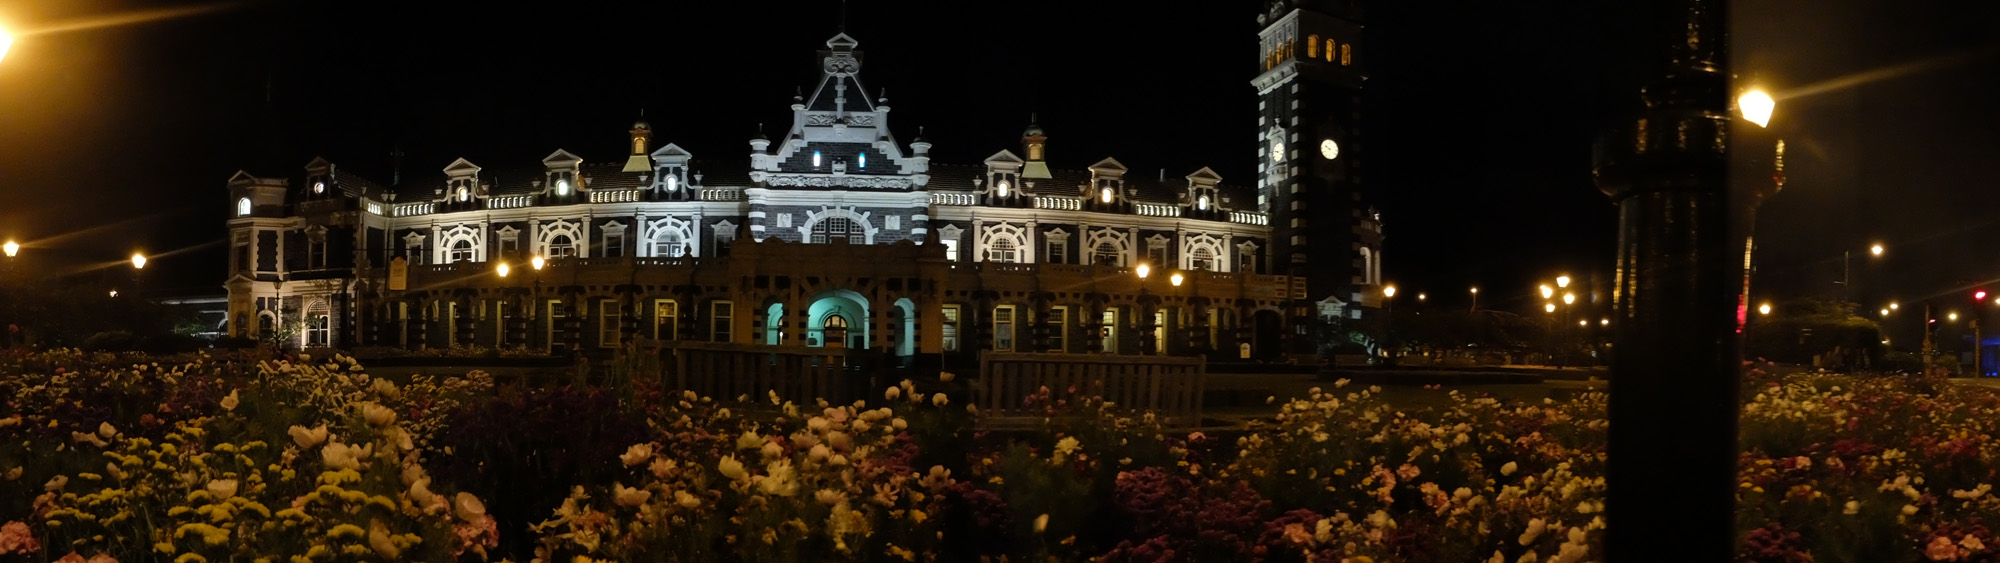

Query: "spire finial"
<box><xmin>839</xmin><ymin>0</ymin><xmax>849</xmax><ymax>33</ymax></box>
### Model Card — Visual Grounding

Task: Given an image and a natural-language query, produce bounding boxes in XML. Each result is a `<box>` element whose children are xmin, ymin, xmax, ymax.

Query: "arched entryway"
<box><xmin>892</xmin><ymin>298</ymin><xmax>917</xmax><ymax>356</ymax></box>
<box><xmin>806</xmin><ymin>290</ymin><xmax>869</xmax><ymax>349</ymax></box>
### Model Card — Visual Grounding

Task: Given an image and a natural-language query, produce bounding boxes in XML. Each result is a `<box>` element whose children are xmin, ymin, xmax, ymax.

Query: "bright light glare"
<box><xmin>531</xmin><ymin>256</ymin><xmax>546</xmax><ymax>270</ymax></box>
<box><xmin>1136</xmin><ymin>264</ymin><xmax>1150</xmax><ymax>279</ymax></box>
<box><xmin>1383</xmin><ymin>285</ymin><xmax>1397</xmax><ymax>298</ymax></box>
<box><xmin>1739</xmin><ymin>90</ymin><xmax>1775</xmax><ymax>128</ymax></box>
<box><xmin>1540</xmin><ymin>285</ymin><xmax>1553</xmax><ymax>299</ymax></box>
<box><xmin>1556</xmin><ymin>275</ymin><xmax>1571</xmax><ymax>288</ymax></box>
<box><xmin>131</xmin><ymin>253</ymin><xmax>147</xmax><ymax>269</ymax></box>
<box><xmin>0</xmin><ymin>32</ymin><xmax>12</xmax><ymax>64</ymax></box>
<box><xmin>1890</xmin><ymin>303</ymin><xmax>1899</xmax><ymax>310</ymax></box>
<box><xmin>1562</xmin><ymin>293</ymin><xmax>1576</xmax><ymax>305</ymax></box>
<box><xmin>1170</xmin><ymin>273</ymin><xmax>1184</xmax><ymax>287</ymax></box>
<box><xmin>1871</xmin><ymin>244</ymin><xmax>1884</xmax><ymax>256</ymax></box>
<box><xmin>1881</xmin><ymin>308</ymin><xmax>1891</xmax><ymax>316</ymax></box>
<box><xmin>1545</xmin><ymin>303</ymin><xmax>1556</xmax><ymax>313</ymax></box>
<box><xmin>1949</xmin><ymin>312</ymin><xmax>1959</xmax><ymax>321</ymax></box>
<box><xmin>497</xmin><ymin>263</ymin><xmax>511</xmax><ymax>278</ymax></box>
<box><xmin>2</xmin><ymin>241</ymin><xmax>16</xmax><ymax>257</ymax></box>
<box><xmin>1758</xmin><ymin>303</ymin><xmax>1772</xmax><ymax>315</ymax></box>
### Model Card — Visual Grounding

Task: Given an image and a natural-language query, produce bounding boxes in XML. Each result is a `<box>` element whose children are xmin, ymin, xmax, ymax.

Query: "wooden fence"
<box><xmin>975</xmin><ymin>352</ymin><xmax>1206</xmax><ymax>425</ymax></box>
<box><xmin>653</xmin><ymin>341</ymin><xmax>872</xmax><ymax>405</ymax></box>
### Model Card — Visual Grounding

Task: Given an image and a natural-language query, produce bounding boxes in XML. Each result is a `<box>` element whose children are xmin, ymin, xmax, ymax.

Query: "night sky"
<box><xmin>0</xmin><ymin>0</ymin><xmax>1994</xmax><ymax>332</ymax></box>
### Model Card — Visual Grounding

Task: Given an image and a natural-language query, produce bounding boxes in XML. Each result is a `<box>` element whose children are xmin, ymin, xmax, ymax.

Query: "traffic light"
<box><xmin>1979</xmin><ymin>289</ymin><xmax>1990</xmax><ymax>301</ymax></box>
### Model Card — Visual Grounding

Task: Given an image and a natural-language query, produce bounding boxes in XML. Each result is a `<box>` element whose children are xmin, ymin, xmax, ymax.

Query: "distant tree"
<box><xmin>1745</xmin><ymin>297</ymin><xmax>1884</xmax><ymax>369</ymax></box>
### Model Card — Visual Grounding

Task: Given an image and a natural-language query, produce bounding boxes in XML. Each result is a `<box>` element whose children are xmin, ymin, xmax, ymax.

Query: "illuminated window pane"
<box><xmin>1307</xmin><ymin>35</ymin><xmax>1318</xmax><ymax>58</ymax></box>
<box><xmin>1341</xmin><ymin>44</ymin><xmax>1351</xmax><ymax>66</ymax></box>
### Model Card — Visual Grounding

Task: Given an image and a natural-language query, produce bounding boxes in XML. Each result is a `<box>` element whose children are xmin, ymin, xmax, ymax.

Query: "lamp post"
<box><xmin>1469</xmin><ymin>287</ymin><xmax>1478</xmax><ymax>312</ymax></box>
<box><xmin>1591</xmin><ymin>0</ymin><xmax>1745</xmax><ymax>554</ymax></box>
<box><xmin>1382</xmin><ymin>285</ymin><xmax>1397</xmax><ymax>363</ymax></box>
<box><xmin>1837</xmin><ymin>243</ymin><xmax>1885</xmax><ymax>303</ymax></box>
<box><xmin>1170</xmin><ymin>272</ymin><xmax>1185</xmax><ymax>355</ymax></box>
<box><xmin>1135</xmin><ymin>264</ymin><xmax>1158</xmax><ymax>356</ymax></box>
<box><xmin>531</xmin><ymin>256</ymin><xmax>546</xmax><ymax>352</ymax></box>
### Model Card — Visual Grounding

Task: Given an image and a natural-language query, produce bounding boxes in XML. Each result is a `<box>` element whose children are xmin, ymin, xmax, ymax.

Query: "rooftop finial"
<box><xmin>839</xmin><ymin>0</ymin><xmax>848</xmax><ymax>33</ymax></box>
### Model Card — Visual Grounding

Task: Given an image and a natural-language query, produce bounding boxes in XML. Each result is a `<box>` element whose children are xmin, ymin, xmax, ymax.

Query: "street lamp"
<box><xmin>1562</xmin><ymin>293</ymin><xmax>1576</xmax><ymax>305</ymax></box>
<box><xmin>1169</xmin><ymin>272</ymin><xmax>1183</xmax><ymax>287</ymax></box>
<box><xmin>1470</xmin><ymin>287</ymin><xmax>1479</xmax><ymax>312</ymax></box>
<box><xmin>1881</xmin><ymin>308</ymin><xmax>1891</xmax><ymax>317</ymax></box>
<box><xmin>2</xmin><ymin>241</ymin><xmax>16</xmax><ymax>257</ymax></box>
<box><xmin>1136</xmin><ymin>264</ymin><xmax>1151</xmax><ymax>280</ymax></box>
<box><xmin>1871</xmin><ymin>243</ymin><xmax>1884</xmax><ymax>257</ymax></box>
<box><xmin>531</xmin><ymin>255</ymin><xmax>546</xmax><ymax>271</ymax></box>
<box><xmin>1890</xmin><ymin>302</ymin><xmax>1900</xmax><ymax>311</ymax></box>
<box><xmin>1546</xmin><ymin>303</ymin><xmax>1557</xmax><ymax>313</ymax></box>
<box><xmin>1758</xmin><ymin>303</ymin><xmax>1772</xmax><ymax>316</ymax></box>
<box><xmin>1557</xmin><ymin>275</ymin><xmax>1572</xmax><ymax>289</ymax></box>
<box><xmin>1540</xmin><ymin>285</ymin><xmax>1553</xmax><ymax>300</ymax></box>
<box><xmin>497</xmin><ymin>263</ymin><xmax>511</xmax><ymax>278</ymax></box>
<box><xmin>131</xmin><ymin>253</ymin><xmax>147</xmax><ymax>269</ymax></box>
<box><xmin>1738</xmin><ymin>90</ymin><xmax>1775</xmax><ymax>128</ymax></box>
<box><xmin>1383</xmin><ymin>285</ymin><xmax>1396</xmax><ymax>298</ymax></box>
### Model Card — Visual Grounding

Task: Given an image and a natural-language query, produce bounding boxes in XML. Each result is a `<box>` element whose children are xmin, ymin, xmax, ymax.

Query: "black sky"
<box><xmin>0</xmin><ymin>0</ymin><xmax>1994</xmax><ymax>326</ymax></box>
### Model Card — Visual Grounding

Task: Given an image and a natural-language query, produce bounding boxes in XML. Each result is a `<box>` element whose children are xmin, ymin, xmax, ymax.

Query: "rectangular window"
<box><xmin>603</xmin><ymin>234</ymin><xmax>626</xmax><ymax>258</ymax></box>
<box><xmin>396</xmin><ymin>302</ymin><xmax>409</xmax><ymax>347</ymax></box>
<box><xmin>496</xmin><ymin>300</ymin><xmax>512</xmax><ymax>346</ymax></box>
<box><xmin>941</xmin><ymin>305</ymin><xmax>961</xmax><ymax>352</ymax></box>
<box><xmin>1147</xmin><ymin>243</ymin><xmax>1167</xmax><ymax>267</ymax></box>
<box><xmin>549</xmin><ymin>242</ymin><xmax>576</xmax><ymax>258</ymax></box>
<box><xmin>444</xmin><ymin>302</ymin><xmax>458</xmax><ymax>347</ymax></box>
<box><xmin>500</xmin><ymin>236</ymin><xmax>519</xmax><ymax>259</ymax></box>
<box><xmin>941</xmin><ymin>239</ymin><xmax>960</xmax><ymax>261</ymax></box>
<box><xmin>1049</xmin><ymin>306</ymin><xmax>1069</xmax><ymax>353</ymax></box>
<box><xmin>599</xmin><ymin>299</ymin><xmax>622</xmax><ymax>348</ymax></box>
<box><xmin>1154</xmin><ymin>309</ymin><xmax>1169</xmax><ymax>355</ymax></box>
<box><xmin>307</xmin><ymin>240</ymin><xmax>325</xmax><ymax>269</ymax></box>
<box><xmin>713</xmin><ymin>230</ymin><xmax>734</xmax><ymax>258</ymax></box>
<box><xmin>449</xmin><ymin>244</ymin><xmax>475</xmax><ymax>264</ymax></box>
<box><xmin>711</xmin><ymin>301</ymin><xmax>734</xmax><ymax>343</ymax></box>
<box><xmin>1239</xmin><ymin>250</ymin><xmax>1256</xmax><ymax>274</ymax></box>
<box><xmin>407</xmin><ymin>247</ymin><xmax>425</xmax><ymax>266</ymax></box>
<box><xmin>993</xmin><ymin>305</ymin><xmax>1016</xmax><ymax>352</ymax></box>
<box><xmin>234</xmin><ymin>243</ymin><xmax>251</xmax><ymax>272</ymax></box>
<box><xmin>660</xmin><ymin>300</ymin><xmax>690</xmax><ymax>342</ymax></box>
<box><xmin>1046</xmin><ymin>239</ymin><xmax>1066</xmax><ymax>264</ymax></box>
<box><xmin>1100</xmin><ymin>310</ymin><xmax>1119</xmax><ymax>354</ymax></box>
<box><xmin>1092</xmin><ymin>243</ymin><xmax>1120</xmax><ymax>266</ymax></box>
<box><xmin>547</xmin><ymin>299</ymin><xmax>566</xmax><ymax>352</ymax></box>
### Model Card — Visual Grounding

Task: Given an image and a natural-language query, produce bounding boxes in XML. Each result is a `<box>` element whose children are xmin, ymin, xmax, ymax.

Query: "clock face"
<box><xmin>1320</xmin><ymin>139</ymin><xmax>1340</xmax><ymax>160</ymax></box>
<box><xmin>1270</xmin><ymin>140</ymin><xmax>1286</xmax><ymax>163</ymax></box>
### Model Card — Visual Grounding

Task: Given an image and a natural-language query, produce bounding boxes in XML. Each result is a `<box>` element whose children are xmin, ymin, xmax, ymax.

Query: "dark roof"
<box><xmin>332</xmin><ymin>169</ymin><xmax>387</xmax><ymax>198</ymax></box>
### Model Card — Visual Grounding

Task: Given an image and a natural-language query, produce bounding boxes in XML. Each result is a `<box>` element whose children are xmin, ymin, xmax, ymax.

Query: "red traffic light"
<box><xmin>1980</xmin><ymin>290</ymin><xmax>1991</xmax><ymax>300</ymax></box>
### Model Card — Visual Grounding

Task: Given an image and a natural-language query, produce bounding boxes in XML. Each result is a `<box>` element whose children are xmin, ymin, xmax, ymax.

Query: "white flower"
<box><xmin>454</xmin><ymin>492</ymin><xmax>487</xmax><ymax>521</ymax></box>
<box><xmin>759</xmin><ymin>459</ymin><xmax>799</xmax><ymax>497</ymax></box>
<box><xmin>289</xmin><ymin>425</ymin><xmax>329</xmax><ymax>448</ymax></box>
<box><xmin>761</xmin><ymin>441</ymin><xmax>785</xmax><ymax>460</ymax></box>
<box><xmin>649</xmin><ymin>458</ymin><xmax>678</xmax><ymax>479</ymax></box>
<box><xmin>1033</xmin><ymin>513</ymin><xmax>1049</xmax><ymax>533</ymax></box>
<box><xmin>1055</xmin><ymin>437</ymin><xmax>1081</xmax><ymax>458</ymax></box>
<box><xmin>368</xmin><ymin>518</ymin><xmax>401</xmax><ymax>558</ymax></box>
<box><xmin>809</xmin><ymin>444</ymin><xmax>832</xmax><ymax>461</ymax></box>
<box><xmin>1519</xmin><ymin>517</ymin><xmax>1547</xmax><ymax>545</ymax></box>
<box><xmin>218</xmin><ymin>389</ymin><xmax>240</xmax><ymax>412</ymax></box>
<box><xmin>1844</xmin><ymin>500</ymin><xmax>1861</xmax><ymax>515</ymax></box>
<box><xmin>675</xmin><ymin>490</ymin><xmax>701</xmax><ymax>508</ymax></box>
<box><xmin>620</xmin><ymin>443</ymin><xmax>655</xmax><ymax>467</ymax></box>
<box><xmin>613</xmin><ymin>483</ymin><xmax>652</xmax><ymax>507</ymax></box>
<box><xmin>409</xmin><ymin>479</ymin><xmax>438</xmax><ymax>507</ymax></box>
<box><xmin>718</xmin><ymin>455</ymin><xmax>748</xmax><ymax>480</ymax></box>
<box><xmin>371</xmin><ymin>378</ymin><xmax>401</xmax><ymax>399</ymax></box>
<box><xmin>932</xmin><ymin>393</ymin><xmax>949</xmax><ymax>407</ymax></box>
<box><xmin>1502</xmin><ymin>462</ymin><xmax>1518</xmax><ymax>476</ymax></box>
<box><xmin>321</xmin><ymin>441</ymin><xmax>373</xmax><ymax>471</ymax></box>
<box><xmin>737</xmin><ymin>430</ymin><xmax>765</xmax><ymax>451</ymax></box>
<box><xmin>206</xmin><ymin>479</ymin><xmax>239</xmax><ymax>501</ymax></box>
<box><xmin>98</xmin><ymin>421</ymin><xmax>117</xmax><ymax>439</ymax></box>
<box><xmin>359</xmin><ymin>402</ymin><xmax>397</xmax><ymax>427</ymax></box>
<box><xmin>816</xmin><ymin>489</ymin><xmax>847</xmax><ymax>506</ymax></box>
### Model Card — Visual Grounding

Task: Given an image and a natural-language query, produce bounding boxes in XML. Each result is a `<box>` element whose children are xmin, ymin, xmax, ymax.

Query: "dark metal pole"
<box><xmin>1593</xmin><ymin>0</ymin><xmax>1747</xmax><ymax>559</ymax></box>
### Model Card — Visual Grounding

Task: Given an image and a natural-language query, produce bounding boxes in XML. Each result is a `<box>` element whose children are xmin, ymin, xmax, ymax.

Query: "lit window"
<box><xmin>1307</xmin><ymin>35</ymin><xmax>1318</xmax><ymax>58</ymax></box>
<box><xmin>653</xmin><ymin>230</ymin><xmax>686</xmax><ymax>257</ymax></box>
<box><xmin>1326</xmin><ymin>39</ymin><xmax>1336</xmax><ymax>62</ymax></box>
<box><xmin>654</xmin><ymin>299</ymin><xmax>678</xmax><ymax>341</ymax></box>
<box><xmin>1093</xmin><ymin>242</ymin><xmax>1121</xmax><ymax>266</ymax></box>
<box><xmin>1341</xmin><ymin>44</ymin><xmax>1352</xmax><ymax>66</ymax></box>
<box><xmin>457</xmin><ymin>187</ymin><xmax>469</xmax><ymax>202</ymax></box>
<box><xmin>314</xmin><ymin>181</ymin><xmax>325</xmax><ymax>194</ymax></box>
<box><xmin>450</xmin><ymin>240</ymin><xmax>475</xmax><ymax>263</ymax></box>
<box><xmin>599</xmin><ymin>299</ymin><xmax>621</xmax><ymax>348</ymax></box>
<box><xmin>858</xmin><ymin>153</ymin><xmax>867</xmax><ymax>169</ymax></box>
<box><xmin>1100</xmin><ymin>187</ymin><xmax>1114</xmax><ymax>203</ymax></box>
<box><xmin>237</xmin><ymin>197</ymin><xmax>251</xmax><ymax>216</ymax></box>
<box><xmin>941</xmin><ymin>239</ymin><xmax>959</xmax><ymax>261</ymax></box>
<box><xmin>711</xmin><ymin>301</ymin><xmax>734</xmax><ymax>343</ymax></box>
<box><xmin>1239</xmin><ymin>249</ymin><xmax>1257</xmax><ymax>274</ymax></box>
<box><xmin>665</xmin><ymin>175</ymin><xmax>678</xmax><ymax>191</ymax></box>
<box><xmin>602</xmin><ymin>233</ymin><xmax>625</xmax><ymax>258</ymax></box>
<box><xmin>996</xmin><ymin>181</ymin><xmax>1010</xmax><ymax>198</ymax></box>
<box><xmin>1046</xmin><ymin>238</ymin><xmax>1065</xmax><ymax>264</ymax></box>
<box><xmin>941</xmin><ymin>305</ymin><xmax>960</xmax><ymax>352</ymax></box>
<box><xmin>813</xmin><ymin>151</ymin><xmax>822</xmax><ymax>167</ymax></box>
<box><xmin>306</xmin><ymin>302</ymin><xmax>330</xmax><ymax>347</ymax></box>
<box><xmin>993</xmin><ymin>305</ymin><xmax>1016</xmax><ymax>352</ymax></box>
<box><xmin>812</xmin><ymin>217</ymin><xmax>864</xmax><ymax>244</ymax></box>
<box><xmin>1197</xmin><ymin>195</ymin><xmax>1210</xmax><ymax>210</ymax></box>
<box><xmin>556</xmin><ymin>179</ymin><xmax>570</xmax><ymax>196</ymax></box>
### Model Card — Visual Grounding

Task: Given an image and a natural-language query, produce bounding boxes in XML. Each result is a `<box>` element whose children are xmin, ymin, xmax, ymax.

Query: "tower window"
<box><xmin>1326</xmin><ymin>39</ymin><xmax>1336</xmax><ymax>62</ymax></box>
<box><xmin>457</xmin><ymin>187</ymin><xmax>469</xmax><ymax>202</ymax></box>
<box><xmin>1197</xmin><ymin>195</ymin><xmax>1210</xmax><ymax>211</ymax></box>
<box><xmin>237</xmin><ymin>197</ymin><xmax>251</xmax><ymax>216</ymax></box>
<box><xmin>1191</xmin><ymin>247</ymin><xmax>1215</xmax><ymax>271</ymax></box>
<box><xmin>988</xmin><ymin>238</ymin><xmax>1018</xmax><ymax>263</ymax></box>
<box><xmin>1100</xmin><ymin>187</ymin><xmax>1114</xmax><ymax>204</ymax></box>
<box><xmin>813</xmin><ymin>151</ymin><xmax>822</xmax><ymax>167</ymax></box>
<box><xmin>1093</xmin><ymin>242</ymin><xmax>1121</xmax><ymax>266</ymax></box>
<box><xmin>665</xmin><ymin>174</ymin><xmax>678</xmax><ymax>191</ymax></box>
<box><xmin>996</xmin><ymin>181</ymin><xmax>1010</xmax><ymax>198</ymax></box>
<box><xmin>450</xmin><ymin>240</ymin><xmax>475</xmax><ymax>263</ymax></box>
<box><xmin>556</xmin><ymin>179</ymin><xmax>570</xmax><ymax>196</ymax></box>
<box><xmin>1341</xmin><ymin>44</ymin><xmax>1352</xmax><ymax>66</ymax></box>
<box><xmin>1307</xmin><ymin>35</ymin><xmax>1318</xmax><ymax>58</ymax></box>
<box><xmin>314</xmin><ymin>181</ymin><xmax>325</xmax><ymax>194</ymax></box>
<box><xmin>858</xmin><ymin>153</ymin><xmax>867</xmax><ymax>169</ymax></box>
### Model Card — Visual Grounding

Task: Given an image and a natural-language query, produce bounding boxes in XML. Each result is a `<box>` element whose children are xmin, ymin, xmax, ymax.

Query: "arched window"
<box><xmin>1100</xmin><ymin>187</ymin><xmax>1115</xmax><ymax>203</ymax></box>
<box><xmin>237</xmin><ymin>197</ymin><xmax>251</xmax><ymax>216</ymax></box>
<box><xmin>556</xmin><ymin>179</ymin><xmax>570</xmax><ymax>196</ymax></box>
<box><xmin>989</xmin><ymin>238</ymin><xmax>1018</xmax><ymax>263</ymax></box>
<box><xmin>1326</xmin><ymin>39</ymin><xmax>1336</xmax><ymax>62</ymax></box>
<box><xmin>812</xmin><ymin>151</ymin><xmax>823</xmax><ymax>167</ymax></box>
<box><xmin>1190</xmin><ymin>247</ymin><xmax>1216</xmax><ymax>271</ymax></box>
<box><xmin>653</xmin><ymin>230</ymin><xmax>687</xmax><ymax>257</ymax></box>
<box><xmin>1093</xmin><ymin>242</ymin><xmax>1121</xmax><ymax>266</ymax></box>
<box><xmin>1307</xmin><ymin>35</ymin><xmax>1318</xmax><ymax>58</ymax></box>
<box><xmin>665</xmin><ymin>175</ymin><xmax>678</xmax><ymax>191</ymax></box>
<box><xmin>812</xmin><ymin>217</ymin><xmax>863</xmax><ymax>244</ymax></box>
<box><xmin>456</xmin><ymin>186</ymin><xmax>469</xmax><ymax>202</ymax></box>
<box><xmin>1341</xmin><ymin>44</ymin><xmax>1352</xmax><ymax>66</ymax></box>
<box><xmin>305</xmin><ymin>301</ymin><xmax>331</xmax><ymax>347</ymax></box>
<box><xmin>450</xmin><ymin>239</ymin><xmax>475</xmax><ymax>263</ymax></box>
<box><xmin>548</xmin><ymin>235</ymin><xmax>576</xmax><ymax>258</ymax></box>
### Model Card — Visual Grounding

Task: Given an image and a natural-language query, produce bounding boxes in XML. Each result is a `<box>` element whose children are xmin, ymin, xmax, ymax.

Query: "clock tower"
<box><xmin>1253</xmin><ymin>0</ymin><xmax>1382</xmax><ymax>321</ymax></box>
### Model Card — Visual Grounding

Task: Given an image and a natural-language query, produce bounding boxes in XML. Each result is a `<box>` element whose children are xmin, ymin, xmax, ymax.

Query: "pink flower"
<box><xmin>1283</xmin><ymin>522</ymin><xmax>1311</xmax><ymax>545</ymax></box>
<box><xmin>0</xmin><ymin>521</ymin><xmax>39</xmax><ymax>554</ymax></box>
<box><xmin>1930</xmin><ymin>535</ymin><xmax>1964</xmax><ymax>561</ymax></box>
<box><xmin>1397</xmin><ymin>464</ymin><xmax>1422</xmax><ymax>480</ymax></box>
<box><xmin>56</xmin><ymin>552</ymin><xmax>85</xmax><ymax>563</ymax></box>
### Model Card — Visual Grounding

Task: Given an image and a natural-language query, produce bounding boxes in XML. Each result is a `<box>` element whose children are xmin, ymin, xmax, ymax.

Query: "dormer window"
<box><xmin>996</xmin><ymin>181</ymin><xmax>1010</xmax><ymax>198</ymax></box>
<box><xmin>665</xmin><ymin>175</ymin><xmax>678</xmax><ymax>191</ymax></box>
<box><xmin>813</xmin><ymin>151</ymin><xmax>823</xmax><ymax>167</ymax></box>
<box><xmin>858</xmin><ymin>153</ymin><xmax>867</xmax><ymax>169</ymax></box>
<box><xmin>1198</xmin><ymin>195</ymin><xmax>1210</xmax><ymax>211</ymax></box>
<box><xmin>556</xmin><ymin>179</ymin><xmax>570</xmax><ymax>196</ymax></box>
<box><xmin>457</xmin><ymin>187</ymin><xmax>469</xmax><ymax>202</ymax></box>
<box><xmin>313</xmin><ymin>181</ymin><xmax>325</xmax><ymax>194</ymax></box>
<box><xmin>1100</xmin><ymin>187</ymin><xmax>1114</xmax><ymax>203</ymax></box>
<box><xmin>237</xmin><ymin>197</ymin><xmax>251</xmax><ymax>216</ymax></box>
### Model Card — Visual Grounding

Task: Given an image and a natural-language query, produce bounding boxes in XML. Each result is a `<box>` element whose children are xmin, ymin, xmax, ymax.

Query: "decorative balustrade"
<box><xmin>392</xmin><ymin>202</ymin><xmax>433</xmax><ymax>217</ymax></box>
<box><xmin>931</xmin><ymin>192</ymin><xmax>977</xmax><ymax>206</ymax></box>
<box><xmin>1134</xmin><ymin>203</ymin><xmax>1182</xmax><ymax>217</ymax></box>
<box><xmin>700</xmin><ymin>188</ymin><xmax>746</xmax><ymax>201</ymax></box>
<box><xmin>488</xmin><ymin>195</ymin><xmax>533</xmax><ymax>209</ymax></box>
<box><xmin>590</xmin><ymin>190</ymin><xmax>640</xmax><ymax>203</ymax></box>
<box><xmin>1033</xmin><ymin>196</ymin><xmax>1081</xmax><ymax>210</ymax></box>
<box><xmin>364</xmin><ymin>201</ymin><xmax>384</xmax><ymax>215</ymax></box>
<box><xmin>1230</xmin><ymin>211</ymin><xmax>1269</xmax><ymax>225</ymax></box>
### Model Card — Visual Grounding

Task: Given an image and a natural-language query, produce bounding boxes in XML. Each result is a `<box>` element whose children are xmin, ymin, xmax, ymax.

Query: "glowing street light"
<box><xmin>1546</xmin><ymin>303</ymin><xmax>1557</xmax><ymax>313</ymax></box>
<box><xmin>1383</xmin><ymin>285</ymin><xmax>1397</xmax><ymax>298</ymax></box>
<box><xmin>1600</xmin><ymin>318</ymin><xmax>1610</xmax><ymax>326</ymax></box>
<box><xmin>130</xmin><ymin>253</ymin><xmax>147</xmax><ymax>269</ymax></box>
<box><xmin>1871</xmin><ymin>243</ymin><xmax>1885</xmax><ymax>257</ymax></box>
<box><xmin>1758</xmin><ymin>303</ymin><xmax>1772</xmax><ymax>315</ymax></box>
<box><xmin>1556</xmin><ymin>275</ymin><xmax>1571</xmax><ymax>289</ymax></box>
<box><xmin>1417</xmin><ymin>292</ymin><xmax>1426</xmax><ymax>302</ymax></box>
<box><xmin>1562</xmin><ymin>293</ymin><xmax>1576</xmax><ymax>305</ymax></box>
<box><xmin>1890</xmin><ymin>302</ymin><xmax>1900</xmax><ymax>311</ymax></box>
<box><xmin>531</xmin><ymin>256</ymin><xmax>546</xmax><ymax>271</ymax></box>
<box><xmin>1950</xmin><ymin>312</ymin><xmax>1960</xmax><ymax>321</ymax></box>
<box><xmin>1738</xmin><ymin>89</ymin><xmax>1775</xmax><ymax>128</ymax></box>
<box><xmin>1540</xmin><ymin>285</ymin><xmax>1554</xmax><ymax>299</ymax></box>
<box><xmin>1136</xmin><ymin>264</ymin><xmax>1151</xmax><ymax>279</ymax></box>
<box><xmin>497</xmin><ymin>263</ymin><xmax>511</xmax><ymax>278</ymax></box>
<box><xmin>1881</xmin><ymin>308</ymin><xmax>1891</xmax><ymax>317</ymax></box>
<box><xmin>1169</xmin><ymin>272</ymin><xmax>1184</xmax><ymax>287</ymax></box>
<box><xmin>2</xmin><ymin>241</ymin><xmax>16</xmax><ymax>257</ymax></box>
<box><xmin>1579</xmin><ymin>320</ymin><xmax>1588</xmax><ymax>327</ymax></box>
<box><xmin>0</xmin><ymin>30</ymin><xmax>12</xmax><ymax>65</ymax></box>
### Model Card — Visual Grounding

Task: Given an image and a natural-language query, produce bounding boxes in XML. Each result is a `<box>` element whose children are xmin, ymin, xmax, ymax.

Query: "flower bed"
<box><xmin>0</xmin><ymin>349</ymin><xmax>1992</xmax><ymax>561</ymax></box>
